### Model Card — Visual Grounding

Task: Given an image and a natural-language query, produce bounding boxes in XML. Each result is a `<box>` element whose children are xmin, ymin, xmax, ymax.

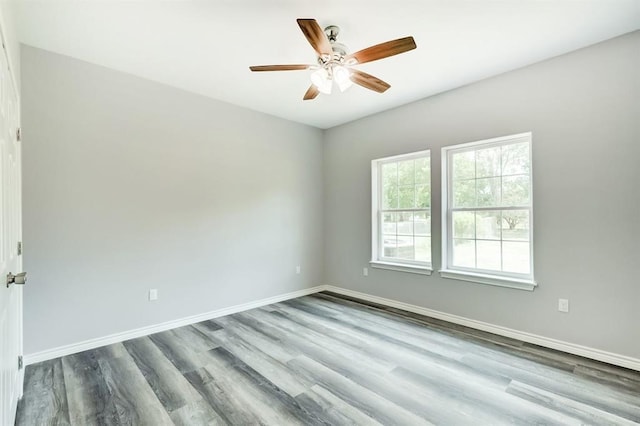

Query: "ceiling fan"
<box><xmin>249</xmin><ymin>19</ymin><xmax>417</xmax><ymax>100</ymax></box>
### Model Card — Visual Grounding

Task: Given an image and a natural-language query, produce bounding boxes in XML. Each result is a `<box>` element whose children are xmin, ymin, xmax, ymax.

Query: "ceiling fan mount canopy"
<box><xmin>324</xmin><ymin>25</ymin><xmax>340</xmax><ymax>43</ymax></box>
<box><xmin>249</xmin><ymin>19</ymin><xmax>417</xmax><ymax>100</ymax></box>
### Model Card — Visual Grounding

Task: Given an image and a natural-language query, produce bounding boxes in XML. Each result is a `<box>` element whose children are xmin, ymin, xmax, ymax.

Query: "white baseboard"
<box><xmin>323</xmin><ymin>285</ymin><xmax>640</xmax><ymax>372</ymax></box>
<box><xmin>25</xmin><ymin>283</ymin><xmax>640</xmax><ymax>372</ymax></box>
<box><xmin>24</xmin><ymin>285</ymin><xmax>327</xmax><ymax>365</ymax></box>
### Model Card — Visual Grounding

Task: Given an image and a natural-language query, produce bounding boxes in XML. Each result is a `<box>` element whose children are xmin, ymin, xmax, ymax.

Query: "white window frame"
<box><xmin>440</xmin><ymin>133</ymin><xmax>536</xmax><ymax>291</ymax></box>
<box><xmin>371</xmin><ymin>150</ymin><xmax>432</xmax><ymax>275</ymax></box>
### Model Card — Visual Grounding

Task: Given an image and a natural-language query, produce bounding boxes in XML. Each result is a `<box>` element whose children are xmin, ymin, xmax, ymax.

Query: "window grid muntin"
<box><xmin>445</xmin><ymin>134</ymin><xmax>533</xmax><ymax>280</ymax></box>
<box><xmin>450</xmin><ymin>207</ymin><xmax>531</xmax><ymax>273</ymax></box>
<box><xmin>374</xmin><ymin>150</ymin><xmax>431</xmax><ymax>267</ymax></box>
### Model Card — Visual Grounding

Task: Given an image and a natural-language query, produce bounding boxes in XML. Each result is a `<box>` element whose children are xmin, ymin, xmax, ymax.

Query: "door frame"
<box><xmin>0</xmin><ymin>5</ymin><xmax>24</xmax><ymax>423</ymax></box>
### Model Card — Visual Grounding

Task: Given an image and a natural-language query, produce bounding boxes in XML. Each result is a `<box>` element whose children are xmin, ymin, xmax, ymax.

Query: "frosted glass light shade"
<box><xmin>333</xmin><ymin>66</ymin><xmax>353</xmax><ymax>92</ymax></box>
<box><xmin>310</xmin><ymin>68</ymin><xmax>332</xmax><ymax>94</ymax></box>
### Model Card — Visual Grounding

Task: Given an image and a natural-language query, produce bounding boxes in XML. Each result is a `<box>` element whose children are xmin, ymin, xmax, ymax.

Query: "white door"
<box><xmin>0</xmin><ymin>42</ymin><xmax>23</xmax><ymax>426</ymax></box>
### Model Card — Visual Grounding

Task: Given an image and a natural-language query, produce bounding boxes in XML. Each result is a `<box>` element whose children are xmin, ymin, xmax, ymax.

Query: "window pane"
<box><xmin>476</xmin><ymin>211</ymin><xmax>501</xmax><ymax>240</ymax></box>
<box><xmin>395</xmin><ymin>236</ymin><xmax>415</xmax><ymax>260</ymax></box>
<box><xmin>452</xmin><ymin>239</ymin><xmax>475</xmax><ymax>268</ymax></box>
<box><xmin>415</xmin><ymin>157</ymin><xmax>430</xmax><ymax>184</ymax></box>
<box><xmin>502</xmin><ymin>211</ymin><xmax>529</xmax><ymax>241</ymax></box>
<box><xmin>382</xmin><ymin>163</ymin><xmax>398</xmax><ymax>209</ymax></box>
<box><xmin>382</xmin><ymin>181</ymin><xmax>398</xmax><ymax>209</ymax></box>
<box><xmin>414</xmin><ymin>212</ymin><xmax>431</xmax><ymax>237</ymax></box>
<box><xmin>415</xmin><ymin>184</ymin><xmax>430</xmax><ymax>208</ymax></box>
<box><xmin>453</xmin><ymin>179</ymin><xmax>475</xmax><ymax>208</ymax></box>
<box><xmin>502</xmin><ymin>175</ymin><xmax>530</xmax><ymax>206</ymax></box>
<box><xmin>476</xmin><ymin>146</ymin><xmax>501</xmax><ymax>178</ymax></box>
<box><xmin>383</xmin><ymin>235</ymin><xmax>398</xmax><ymax>257</ymax></box>
<box><xmin>476</xmin><ymin>240</ymin><xmax>501</xmax><ymax>271</ymax></box>
<box><xmin>502</xmin><ymin>142</ymin><xmax>530</xmax><ymax>176</ymax></box>
<box><xmin>453</xmin><ymin>212</ymin><xmax>474</xmax><ymax>238</ymax></box>
<box><xmin>382</xmin><ymin>162</ymin><xmax>397</xmax><ymax>183</ymax></box>
<box><xmin>398</xmin><ymin>160</ymin><xmax>415</xmax><ymax>186</ymax></box>
<box><xmin>415</xmin><ymin>236</ymin><xmax>431</xmax><ymax>262</ymax></box>
<box><xmin>503</xmin><ymin>241</ymin><xmax>530</xmax><ymax>274</ymax></box>
<box><xmin>476</xmin><ymin>177</ymin><xmax>500</xmax><ymax>207</ymax></box>
<box><xmin>398</xmin><ymin>185</ymin><xmax>415</xmax><ymax>209</ymax></box>
<box><xmin>452</xmin><ymin>151</ymin><xmax>475</xmax><ymax>180</ymax></box>
<box><xmin>382</xmin><ymin>163</ymin><xmax>398</xmax><ymax>186</ymax></box>
<box><xmin>397</xmin><ymin>212</ymin><xmax>413</xmax><ymax>235</ymax></box>
<box><xmin>382</xmin><ymin>212</ymin><xmax>397</xmax><ymax>235</ymax></box>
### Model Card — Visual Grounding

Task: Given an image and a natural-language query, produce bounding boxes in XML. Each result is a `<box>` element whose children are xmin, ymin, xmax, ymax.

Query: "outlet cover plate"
<box><xmin>558</xmin><ymin>298</ymin><xmax>569</xmax><ymax>313</ymax></box>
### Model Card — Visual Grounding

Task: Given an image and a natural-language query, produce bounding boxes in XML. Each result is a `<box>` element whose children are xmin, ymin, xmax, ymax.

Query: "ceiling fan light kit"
<box><xmin>250</xmin><ymin>18</ymin><xmax>416</xmax><ymax>100</ymax></box>
<box><xmin>311</xmin><ymin>64</ymin><xmax>352</xmax><ymax>95</ymax></box>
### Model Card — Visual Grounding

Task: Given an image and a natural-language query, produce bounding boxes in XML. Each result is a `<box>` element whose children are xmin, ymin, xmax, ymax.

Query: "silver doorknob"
<box><xmin>6</xmin><ymin>272</ymin><xmax>26</xmax><ymax>288</ymax></box>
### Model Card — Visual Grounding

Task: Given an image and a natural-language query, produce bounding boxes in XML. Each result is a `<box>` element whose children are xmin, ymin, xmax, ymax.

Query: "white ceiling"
<box><xmin>17</xmin><ymin>0</ymin><xmax>640</xmax><ymax>129</ymax></box>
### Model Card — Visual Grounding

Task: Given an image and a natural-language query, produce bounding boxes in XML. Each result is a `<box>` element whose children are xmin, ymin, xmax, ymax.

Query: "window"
<box><xmin>441</xmin><ymin>133</ymin><xmax>535</xmax><ymax>290</ymax></box>
<box><xmin>371</xmin><ymin>150</ymin><xmax>432</xmax><ymax>274</ymax></box>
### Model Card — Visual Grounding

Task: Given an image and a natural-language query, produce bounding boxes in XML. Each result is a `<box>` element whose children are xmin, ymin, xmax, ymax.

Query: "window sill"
<box><xmin>439</xmin><ymin>269</ymin><xmax>537</xmax><ymax>291</ymax></box>
<box><xmin>370</xmin><ymin>261</ymin><xmax>433</xmax><ymax>275</ymax></box>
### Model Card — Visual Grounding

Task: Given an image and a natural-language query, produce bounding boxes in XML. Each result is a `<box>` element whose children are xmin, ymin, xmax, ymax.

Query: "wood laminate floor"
<box><xmin>16</xmin><ymin>292</ymin><xmax>640</xmax><ymax>425</ymax></box>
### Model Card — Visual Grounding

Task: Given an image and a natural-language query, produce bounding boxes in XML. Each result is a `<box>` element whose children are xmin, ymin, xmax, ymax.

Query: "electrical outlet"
<box><xmin>296</xmin><ymin>266</ymin><xmax>301</xmax><ymax>274</ymax></box>
<box><xmin>363</xmin><ymin>267</ymin><xmax>369</xmax><ymax>277</ymax></box>
<box><xmin>149</xmin><ymin>289</ymin><xmax>158</xmax><ymax>301</ymax></box>
<box><xmin>558</xmin><ymin>298</ymin><xmax>569</xmax><ymax>313</ymax></box>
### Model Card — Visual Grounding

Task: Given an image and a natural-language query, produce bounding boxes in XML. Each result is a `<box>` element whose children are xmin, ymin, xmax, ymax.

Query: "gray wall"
<box><xmin>23</xmin><ymin>31</ymin><xmax>640</xmax><ymax>360</ymax></box>
<box><xmin>22</xmin><ymin>46</ymin><xmax>324</xmax><ymax>355</ymax></box>
<box><xmin>323</xmin><ymin>31</ymin><xmax>640</xmax><ymax>359</ymax></box>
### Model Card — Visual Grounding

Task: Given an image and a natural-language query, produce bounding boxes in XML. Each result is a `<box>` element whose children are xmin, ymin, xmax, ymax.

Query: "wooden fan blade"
<box><xmin>350</xmin><ymin>69</ymin><xmax>391</xmax><ymax>93</ymax></box>
<box><xmin>249</xmin><ymin>65</ymin><xmax>311</xmax><ymax>72</ymax></box>
<box><xmin>346</xmin><ymin>36</ymin><xmax>416</xmax><ymax>65</ymax></box>
<box><xmin>303</xmin><ymin>85</ymin><xmax>319</xmax><ymax>100</ymax></box>
<box><xmin>297</xmin><ymin>18</ymin><xmax>333</xmax><ymax>57</ymax></box>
